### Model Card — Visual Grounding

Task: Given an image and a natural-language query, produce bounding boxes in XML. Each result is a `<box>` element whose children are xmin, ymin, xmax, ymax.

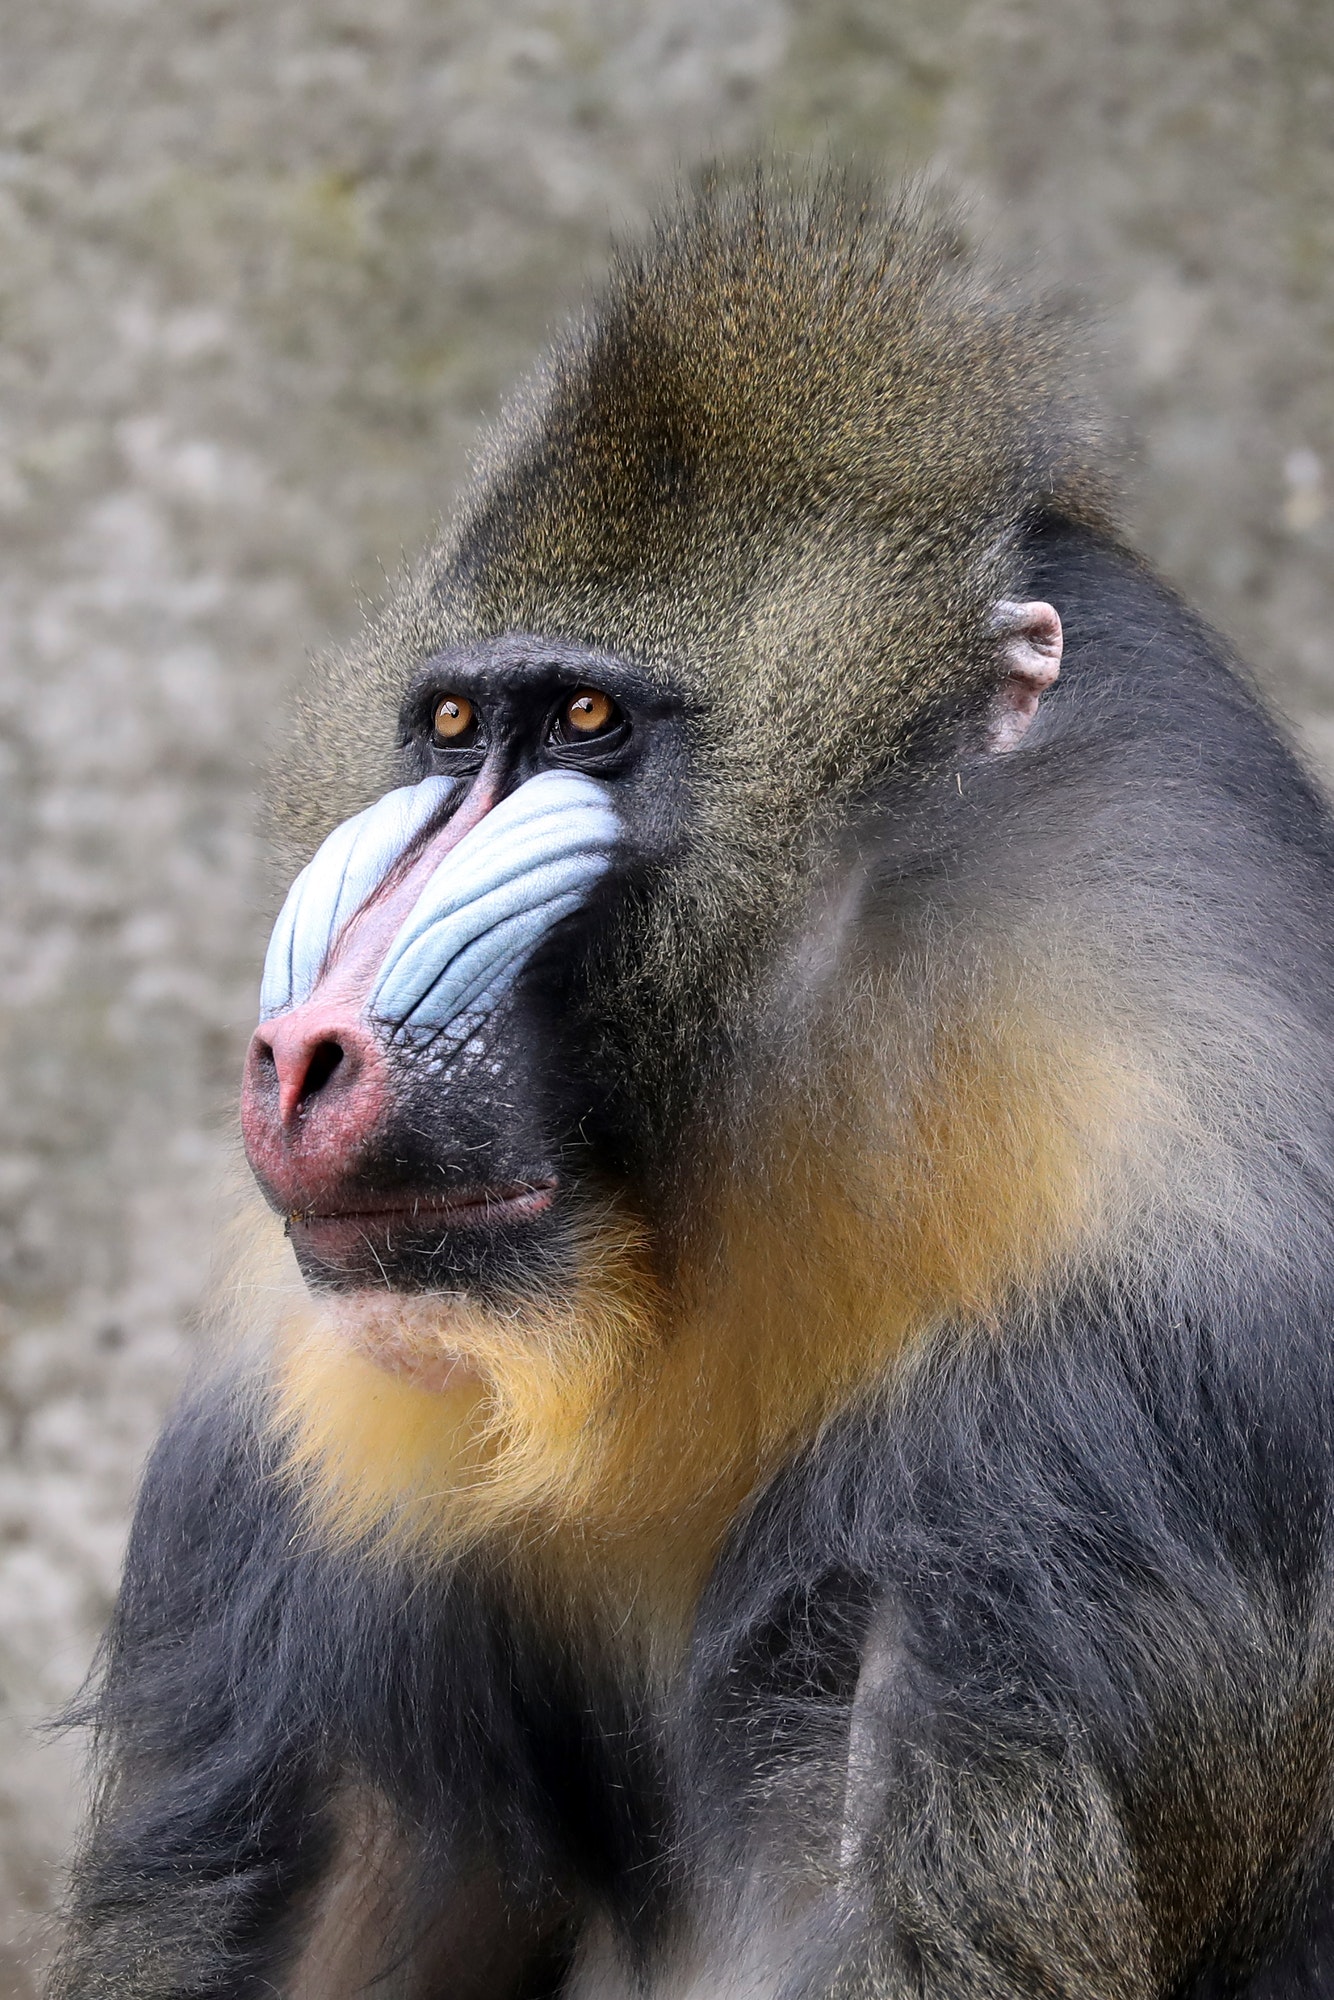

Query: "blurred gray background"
<box><xmin>1</xmin><ymin>1</ymin><xmax>1331</xmax><ymax>1990</ymax></box>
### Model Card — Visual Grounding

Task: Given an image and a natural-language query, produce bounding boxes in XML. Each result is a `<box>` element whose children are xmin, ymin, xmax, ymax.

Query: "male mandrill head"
<box><xmin>238</xmin><ymin>184</ymin><xmax>1136</xmax><ymax>1578</ymax></box>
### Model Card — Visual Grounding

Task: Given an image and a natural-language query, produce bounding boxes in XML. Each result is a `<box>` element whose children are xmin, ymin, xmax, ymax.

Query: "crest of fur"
<box><xmin>271</xmin><ymin>176</ymin><xmax>1108</xmax><ymax>875</ymax></box>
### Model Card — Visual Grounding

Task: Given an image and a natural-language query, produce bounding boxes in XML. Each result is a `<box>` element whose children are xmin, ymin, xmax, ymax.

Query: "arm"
<box><xmin>50</xmin><ymin>1378</ymin><xmax>573</xmax><ymax>2000</ymax></box>
<box><xmin>51</xmin><ymin>1385</ymin><xmax>329</xmax><ymax>1998</ymax></box>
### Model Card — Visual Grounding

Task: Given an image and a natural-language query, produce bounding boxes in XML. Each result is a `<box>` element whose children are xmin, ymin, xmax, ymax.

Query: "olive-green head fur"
<box><xmin>276</xmin><ymin>178</ymin><xmax>1107</xmax><ymax>852</ymax></box>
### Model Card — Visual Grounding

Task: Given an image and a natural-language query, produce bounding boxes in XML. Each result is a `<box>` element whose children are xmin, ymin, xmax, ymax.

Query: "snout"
<box><xmin>241</xmin><ymin>767</ymin><xmax>621</xmax><ymax>1287</ymax></box>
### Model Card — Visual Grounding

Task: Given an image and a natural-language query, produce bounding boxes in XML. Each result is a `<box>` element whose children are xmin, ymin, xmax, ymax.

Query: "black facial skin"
<box><xmin>396</xmin><ymin>631</ymin><xmax>690</xmax><ymax>806</ymax></box>
<box><xmin>287</xmin><ymin>635</ymin><xmax>692</xmax><ymax>1301</ymax></box>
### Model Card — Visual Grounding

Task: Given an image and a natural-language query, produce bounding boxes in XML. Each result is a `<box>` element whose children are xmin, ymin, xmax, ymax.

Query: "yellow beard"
<box><xmin>256</xmin><ymin>974</ymin><xmax>1158</xmax><ymax>1655</ymax></box>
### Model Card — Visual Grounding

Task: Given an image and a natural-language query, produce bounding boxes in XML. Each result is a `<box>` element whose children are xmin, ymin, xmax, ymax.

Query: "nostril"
<box><xmin>249</xmin><ymin>1014</ymin><xmax>375</xmax><ymax>1138</ymax></box>
<box><xmin>299</xmin><ymin>1039</ymin><xmax>345</xmax><ymax>1106</ymax></box>
<box><xmin>243</xmin><ymin>1012</ymin><xmax>387</xmax><ymax>1196</ymax></box>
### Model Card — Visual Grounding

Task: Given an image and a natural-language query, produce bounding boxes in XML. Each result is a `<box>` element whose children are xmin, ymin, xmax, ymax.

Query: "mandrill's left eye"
<box><xmin>549</xmin><ymin>687</ymin><xmax>625</xmax><ymax>747</ymax></box>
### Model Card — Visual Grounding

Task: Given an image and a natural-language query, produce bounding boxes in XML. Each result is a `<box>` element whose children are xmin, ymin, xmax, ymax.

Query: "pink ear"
<box><xmin>987</xmin><ymin>600</ymin><xmax>1063</xmax><ymax>752</ymax></box>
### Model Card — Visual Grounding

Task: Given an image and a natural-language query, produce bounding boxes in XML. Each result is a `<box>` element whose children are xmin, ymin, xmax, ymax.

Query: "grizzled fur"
<box><xmin>53</xmin><ymin>181</ymin><xmax>1334</xmax><ymax>1999</ymax></box>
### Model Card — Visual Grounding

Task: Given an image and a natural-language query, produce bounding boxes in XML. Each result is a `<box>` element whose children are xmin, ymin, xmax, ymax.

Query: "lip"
<box><xmin>288</xmin><ymin>1182</ymin><xmax>558</xmax><ymax>1243</ymax></box>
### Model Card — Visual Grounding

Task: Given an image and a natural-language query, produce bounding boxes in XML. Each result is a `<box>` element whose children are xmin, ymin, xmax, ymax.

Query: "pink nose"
<box><xmin>241</xmin><ymin>998</ymin><xmax>390</xmax><ymax>1215</ymax></box>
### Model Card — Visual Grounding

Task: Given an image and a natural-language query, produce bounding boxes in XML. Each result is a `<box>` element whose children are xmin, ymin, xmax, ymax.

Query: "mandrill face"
<box><xmin>241</xmin><ymin>632</ymin><xmax>689</xmax><ymax>1301</ymax></box>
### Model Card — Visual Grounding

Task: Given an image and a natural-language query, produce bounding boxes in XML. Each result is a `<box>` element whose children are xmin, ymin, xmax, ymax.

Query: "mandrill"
<box><xmin>54</xmin><ymin>181</ymin><xmax>1334</xmax><ymax>2000</ymax></box>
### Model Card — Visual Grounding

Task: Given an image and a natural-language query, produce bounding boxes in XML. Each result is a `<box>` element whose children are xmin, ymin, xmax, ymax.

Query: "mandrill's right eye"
<box><xmin>431</xmin><ymin>694</ymin><xmax>478</xmax><ymax>747</ymax></box>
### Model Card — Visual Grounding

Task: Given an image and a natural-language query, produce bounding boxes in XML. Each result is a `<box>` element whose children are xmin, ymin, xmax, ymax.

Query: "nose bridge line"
<box><xmin>316</xmin><ymin>770</ymin><xmax>507</xmax><ymax>1000</ymax></box>
<box><xmin>317</xmin><ymin>784</ymin><xmax>463</xmax><ymax>984</ymax></box>
<box><xmin>258</xmin><ymin>775</ymin><xmax>459</xmax><ymax>1020</ymax></box>
<box><xmin>369</xmin><ymin>771</ymin><xmax>619</xmax><ymax>1042</ymax></box>
<box><xmin>257</xmin><ymin>769</ymin><xmax>618</xmax><ymax>1056</ymax></box>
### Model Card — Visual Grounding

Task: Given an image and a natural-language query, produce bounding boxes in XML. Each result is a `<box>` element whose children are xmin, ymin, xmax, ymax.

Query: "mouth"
<box><xmin>288</xmin><ymin>1181</ymin><xmax>559</xmax><ymax>1248</ymax></box>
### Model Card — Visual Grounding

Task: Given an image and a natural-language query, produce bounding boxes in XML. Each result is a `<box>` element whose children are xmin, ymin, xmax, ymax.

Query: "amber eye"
<box><xmin>557</xmin><ymin>687</ymin><xmax>621</xmax><ymax>740</ymax></box>
<box><xmin>431</xmin><ymin>693</ymin><xmax>476</xmax><ymax>745</ymax></box>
